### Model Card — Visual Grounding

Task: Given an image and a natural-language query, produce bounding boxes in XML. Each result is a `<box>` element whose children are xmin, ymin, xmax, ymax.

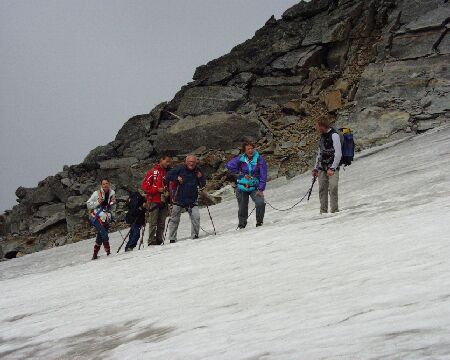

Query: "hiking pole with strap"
<box><xmin>307</xmin><ymin>176</ymin><xmax>317</xmax><ymax>201</ymax></box>
<box><xmin>205</xmin><ymin>204</ymin><xmax>216</xmax><ymax>235</ymax></box>
<box><xmin>138</xmin><ymin>217</ymin><xmax>147</xmax><ymax>250</ymax></box>
<box><xmin>116</xmin><ymin>227</ymin><xmax>133</xmax><ymax>254</ymax></box>
<box><xmin>163</xmin><ymin>184</ymin><xmax>180</xmax><ymax>243</ymax></box>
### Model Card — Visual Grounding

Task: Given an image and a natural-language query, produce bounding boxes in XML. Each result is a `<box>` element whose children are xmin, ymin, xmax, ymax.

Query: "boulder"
<box><xmin>154</xmin><ymin>112</ymin><xmax>263</xmax><ymax>153</ymax></box>
<box><xmin>390</xmin><ymin>29</ymin><xmax>444</xmax><ymax>60</ymax></box>
<box><xmin>227</xmin><ymin>72</ymin><xmax>255</xmax><ymax>87</ymax></box>
<box><xmin>271</xmin><ymin>46</ymin><xmax>324</xmax><ymax>73</ymax></box>
<box><xmin>282</xmin><ymin>0</ymin><xmax>331</xmax><ymax>20</ymax></box>
<box><xmin>176</xmin><ymin>86</ymin><xmax>247</xmax><ymax>116</ymax></box>
<box><xmin>339</xmin><ymin>108</ymin><xmax>411</xmax><ymax>146</ymax></box>
<box><xmin>122</xmin><ymin>139</ymin><xmax>154</xmax><ymax>160</ymax></box>
<box><xmin>398</xmin><ymin>0</ymin><xmax>443</xmax><ymax>25</ymax></box>
<box><xmin>404</xmin><ymin>3</ymin><xmax>450</xmax><ymax>32</ymax></box>
<box><xmin>30</xmin><ymin>186</ymin><xmax>58</xmax><ymax>205</ymax></box>
<box><xmin>115</xmin><ymin>114</ymin><xmax>155</xmax><ymax>145</ymax></box>
<box><xmin>30</xmin><ymin>212</ymin><xmax>66</xmax><ymax>234</ymax></box>
<box><xmin>249</xmin><ymin>85</ymin><xmax>306</xmax><ymax>105</ymax></box>
<box><xmin>254</xmin><ymin>76</ymin><xmax>306</xmax><ymax>87</ymax></box>
<box><xmin>98</xmin><ymin>157</ymin><xmax>138</xmax><ymax>170</ymax></box>
<box><xmin>324</xmin><ymin>90</ymin><xmax>342</xmax><ymax>112</ymax></box>
<box><xmin>35</xmin><ymin>203</ymin><xmax>65</xmax><ymax>218</ymax></box>
<box><xmin>437</xmin><ymin>31</ymin><xmax>450</xmax><ymax>55</ymax></box>
<box><xmin>283</xmin><ymin>100</ymin><xmax>307</xmax><ymax>115</ymax></box>
<box><xmin>83</xmin><ymin>142</ymin><xmax>119</xmax><ymax>163</ymax></box>
<box><xmin>66</xmin><ymin>195</ymin><xmax>89</xmax><ymax>212</ymax></box>
<box><xmin>302</xmin><ymin>13</ymin><xmax>352</xmax><ymax>46</ymax></box>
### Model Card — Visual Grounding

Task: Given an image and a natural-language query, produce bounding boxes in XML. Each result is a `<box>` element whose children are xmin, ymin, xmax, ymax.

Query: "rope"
<box><xmin>264</xmin><ymin>190</ymin><xmax>309</xmax><ymax>212</ymax></box>
<box><xmin>264</xmin><ymin>177</ymin><xmax>316</xmax><ymax>212</ymax></box>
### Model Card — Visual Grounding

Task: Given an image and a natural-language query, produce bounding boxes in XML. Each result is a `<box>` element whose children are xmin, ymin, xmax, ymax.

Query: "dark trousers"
<box><xmin>92</xmin><ymin>218</ymin><xmax>110</xmax><ymax>256</ymax></box>
<box><xmin>126</xmin><ymin>223</ymin><xmax>142</xmax><ymax>249</ymax></box>
<box><xmin>92</xmin><ymin>218</ymin><xmax>109</xmax><ymax>245</ymax></box>
<box><xmin>236</xmin><ymin>189</ymin><xmax>265</xmax><ymax>227</ymax></box>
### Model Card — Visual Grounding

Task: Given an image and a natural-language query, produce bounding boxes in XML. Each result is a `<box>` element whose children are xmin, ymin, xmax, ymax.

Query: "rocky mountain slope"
<box><xmin>1</xmin><ymin>0</ymin><xmax>448</xmax><ymax>258</ymax></box>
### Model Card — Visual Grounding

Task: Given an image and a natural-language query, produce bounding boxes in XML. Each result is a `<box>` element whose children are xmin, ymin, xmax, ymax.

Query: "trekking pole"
<box><xmin>205</xmin><ymin>204</ymin><xmax>216</xmax><ymax>235</ymax></box>
<box><xmin>307</xmin><ymin>176</ymin><xmax>317</xmax><ymax>201</ymax></box>
<box><xmin>138</xmin><ymin>212</ymin><xmax>148</xmax><ymax>250</ymax></box>
<box><xmin>116</xmin><ymin>227</ymin><xmax>133</xmax><ymax>254</ymax></box>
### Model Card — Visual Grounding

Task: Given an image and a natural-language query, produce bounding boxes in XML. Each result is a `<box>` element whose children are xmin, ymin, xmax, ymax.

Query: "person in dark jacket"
<box><xmin>166</xmin><ymin>155</ymin><xmax>206</xmax><ymax>243</ymax></box>
<box><xmin>124</xmin><ymin>192</ymin><xmax>146</xmax><ymax>251</ymax></box>
<box><xmin>312</xmin><ymin>119</ymin><xmax>342</xmax><ymax>214</ymax></box>
<box><xmin>226</xmin><ymin>141</ymin><xmax>268</xmax><ymax>229</ymax></box>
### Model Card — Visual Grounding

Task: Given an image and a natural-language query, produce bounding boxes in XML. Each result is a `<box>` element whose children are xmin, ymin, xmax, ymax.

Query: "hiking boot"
<box><xmin>148</xmin><ymin>241</ymin><xmax>162</xmax><ymax>246</ymax></box>
<box><xmin>92</xmin><ymin>254</ymin><xmax>98</xmax><ymax>260</ymax></box>
<box><xmin>170</xmin><ymin>240</ymin><xmax>176</xmax><ymax>244</ymax></box>
<box><xmin>124</xmin><ymin>247</ymin><xmax>133</xmax><ymax>252</ymax></box>
<box><xmin>237</xmin><ymin>225</ymin><xmax>246</xmax><ymax>230</ymax></box>
<box><xmin>193</xmin><ymin>235</ymin><xmax>199</xmax><ymax>239</ymax></box>
<box><xmin>256</xmin><ymin>222</ymin><xmax>263</xmax><ymax>227</ymax></box>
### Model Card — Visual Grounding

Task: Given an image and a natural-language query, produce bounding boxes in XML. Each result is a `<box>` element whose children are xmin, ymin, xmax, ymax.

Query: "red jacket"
<box><xmin>141</xmin><ymin>164</ymin><xmax>168</xmax><ymax>203</ymax></box>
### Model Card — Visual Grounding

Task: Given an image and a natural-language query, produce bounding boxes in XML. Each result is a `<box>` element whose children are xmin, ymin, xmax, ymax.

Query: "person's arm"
<box><xmin>197</xmin><ymin>168</ymin><xmax>207</xmax><ymax>190</ymax></box>
<box><xmin>314</xmin><ymin>148</ymin><xmax>320</xmax><ymax>170</ymax></box>
<box><xmin>257</xmin><ymin>157</ymin><xmax>268</xmax><ymax>192</ymax></box>
<box><xmin>225</xmin><ymin>156</ymin><xmax>241</xmax><ymax>174</ymax></box>
<box><xmin>331</xmin><ymin>133</ymin><xmax>342</xmax><ymax>170</ymax></box>
<box><xmin>86</xmin><ymin>191</ymin><xmax>99</xmax><ymax>210</ymax></box>
<box><xmin>108</xmin><ymin>193</ymin><xmax>117</xmax><ymax>221</ymax></box>
<box><xmin>166</xmin><ymin>166</ymin><xmax>181</xmax><ymax>182</ymax></box>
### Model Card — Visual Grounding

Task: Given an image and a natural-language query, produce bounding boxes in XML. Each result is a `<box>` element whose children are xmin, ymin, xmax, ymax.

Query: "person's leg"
<box><xmin>102</xmin><ymin>223</ymin><xmax>111</xmax><ymax>255</ymax></box>
<box><xmin>147</xmin><ymin>202</ymin><xmax>158</xmax><ymax>245</ymax></box>
<box><xmin>155</xmin><ymin>205</ymin><xmax>168</xmax><ymax>244</ymax></box>
<box><xmin>236</xmin><ymin>189</ymin><xmax>250</xmax><ymax>228</ymax></box>
<box><xmin>168</xmin><ymin>205</ymin><xmax>183</xmax><ymax>242</ymax></box>
<box><xmin>126</xmin><ymin>223</ymin><xmax>141</xmax><ymax>250</ymax></box>
<box><xmin>189</xmin><ymin>206</ymin><xmax>200</xmax><ymax>239</ymax></box>
<box><xmin>318</xmin><ymin>170</ymin><xmax>329</xmax><ymax>214</ymax></box>
<box><xmin>329</xmin><ymin>170</ymin><xmax>340</xmax><ymax>213</ymax></box>
<box><xmin>250</xmin><ymin>191</ymin><xmax>266</xmax><ymax>226</ymax></box>
<box><xmin>92</xmin><ymin>218</ymin><xmax>104</xmax><ymax>259</ymax></box>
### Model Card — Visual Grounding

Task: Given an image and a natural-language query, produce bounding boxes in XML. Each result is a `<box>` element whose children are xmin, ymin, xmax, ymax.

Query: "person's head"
<box><xmin>100</xmin><ymin>178</ymin><xmax>110</xmax><ymax>192</ymax></box>
<box><xmin>316</xmin><ymin>119</ymin><xmax>331</xmax><ymax>134</ymax></box>
<box><xmin>242</xmin><ymin>141</ymin><xmax>255</xmax><ymax>158</ymax></box>
<box><xmin>185</xmin><ymin>155</ymin><xmax>198</xmax><ymax>171</ymax></box>
<box><xmin>159</xmin><ymin>154</ymin><xmax>172</xmax><ymax>169</ymax></box>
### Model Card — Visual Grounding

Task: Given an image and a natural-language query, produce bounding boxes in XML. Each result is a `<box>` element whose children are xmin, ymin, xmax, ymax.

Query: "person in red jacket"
<box><xmin>141</xmin><ymin>154</ymin><xmax>172</xmax><ymax>245</ymax></box>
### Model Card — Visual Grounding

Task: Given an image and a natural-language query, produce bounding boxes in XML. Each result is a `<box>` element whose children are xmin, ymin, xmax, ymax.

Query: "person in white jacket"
<box><xmin>86</xmin><ymin>178</ymin><xmax>116</xmax><ymax>259</ymax></box>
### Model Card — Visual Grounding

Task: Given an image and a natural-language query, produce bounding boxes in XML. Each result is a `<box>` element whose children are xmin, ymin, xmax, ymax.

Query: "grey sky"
<box><xmin>0</xmin><ymin>0</ymin><xmax>299</xmax><ymax>212</ymax></box>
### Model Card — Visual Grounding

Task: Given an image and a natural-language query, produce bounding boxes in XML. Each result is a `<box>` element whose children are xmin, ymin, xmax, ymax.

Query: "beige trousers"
<box><xmin>318</xmin><ymin>169</ymin><xmax>339</xmax><ymax>213</ymax></box>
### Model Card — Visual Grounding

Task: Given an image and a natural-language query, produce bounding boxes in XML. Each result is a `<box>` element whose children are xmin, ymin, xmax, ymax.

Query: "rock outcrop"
<box><xmin>1</xmin><ymin>0</ymin><xmax>448</xmax><ymax>258</ymax></box>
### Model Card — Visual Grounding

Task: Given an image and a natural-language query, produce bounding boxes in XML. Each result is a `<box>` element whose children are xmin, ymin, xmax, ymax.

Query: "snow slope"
<box><xmin>1</xmin><ymin>126</ymin><xmax>450</xmax><ymax>360</ymax></box>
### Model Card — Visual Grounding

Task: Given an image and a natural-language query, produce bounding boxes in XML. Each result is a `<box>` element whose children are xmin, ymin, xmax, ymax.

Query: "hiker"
<box><xmin>166</xmin><ymin>155</ymin><xmax>206</xmax><ymax>243</ymax></box>
<box><xmin>124</xmin><ymin>191</ymin><xmax>146</xmax><ymax>251</ymax></box>
<box><xmin>226</xmin><ymin>141</ymin><xmax>267</xmax><ymax>228</ymax></box>
<box><xmin>312</xmin><ymin>119</ymin><xmax>342</xmax><ymax>214</ymax></box>
<box><xmin>141</xmin><ymin>155</ymin><xmax>172</xmax><ymax>245</ymax></box>
<box><xmin>86</xmin><ymin>178</ymin><xmax>116</xmax><ymax>259</ymax></box>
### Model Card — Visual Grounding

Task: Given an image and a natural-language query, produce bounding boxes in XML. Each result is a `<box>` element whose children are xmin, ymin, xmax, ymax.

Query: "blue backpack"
<box><xmin>338</xmin><ymin>128</ymin><xmax>355</xmax><ymax>166</ymax></box>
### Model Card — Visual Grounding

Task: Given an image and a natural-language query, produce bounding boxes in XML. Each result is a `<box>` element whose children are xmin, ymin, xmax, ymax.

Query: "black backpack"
<box><xmin>125</xmin><ymin>192</ymin><xmax>145</xmax><ymax>225</ymax></box>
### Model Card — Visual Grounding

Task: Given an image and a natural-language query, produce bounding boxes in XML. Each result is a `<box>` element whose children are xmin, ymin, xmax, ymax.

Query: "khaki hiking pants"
<box><xmin>168</xmin><ymin>205</ymin><xmax>200</xmax><ymax>242</ymax></box>
<box><xmin>147</xmin><ymin>202</ymin><xmax>168</xmax><ymax>245</ymax></box>
<box><xmin>318</xmin><ymin>169</ymin><xmax>339</xmax><ymax>213</ymax></box>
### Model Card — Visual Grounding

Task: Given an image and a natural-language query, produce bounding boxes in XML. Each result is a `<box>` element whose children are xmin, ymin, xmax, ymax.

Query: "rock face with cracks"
<box><xmin>1</xmin><ymin>0</ymin><xmax>449</xmax><ymax>258</ymax></box>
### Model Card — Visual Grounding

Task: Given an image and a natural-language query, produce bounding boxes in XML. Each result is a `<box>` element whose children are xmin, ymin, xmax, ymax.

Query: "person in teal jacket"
<box><xmin>226</xmin><ymin>141</ymin><xmax>267</xmax><ymax>228</ymax></box>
